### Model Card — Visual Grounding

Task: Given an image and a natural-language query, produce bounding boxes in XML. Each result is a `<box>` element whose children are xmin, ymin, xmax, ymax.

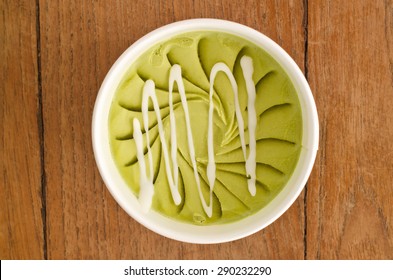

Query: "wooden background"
<box><xmin>1</xmin><ymin>0</ymin><xmax>392</xmax><ymax>259</ymax></box>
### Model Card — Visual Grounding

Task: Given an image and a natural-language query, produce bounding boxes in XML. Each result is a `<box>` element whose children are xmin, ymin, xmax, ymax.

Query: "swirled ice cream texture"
<box><xmin>109</xmin><ymin>31</ymin><xmax>302</xmax><ymax>225</ymax></box>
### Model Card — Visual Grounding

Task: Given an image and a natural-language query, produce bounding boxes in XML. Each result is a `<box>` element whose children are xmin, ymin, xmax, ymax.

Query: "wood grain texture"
<box><xmin>306</xmin><ymin>0</ymin><xmax>393</xmax><ymax>259</ymax></box>
<box><xmin>0</xmin><ymin>0</ymin><xmax>44</xmax><ymax>259</ymax></box>
<box><xmin>40</xmin><ymin>0</ymin><xmax>305</xmax><ymax>259</ymax></box>
<box><xmin>5</xmin><ymin>0</ymin><xmax>392</xmax><ymax>260</ymax></box>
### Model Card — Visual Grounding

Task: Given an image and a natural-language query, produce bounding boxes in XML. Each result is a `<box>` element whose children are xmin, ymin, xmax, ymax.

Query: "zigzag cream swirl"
<box><xmin>133</xmin><ymin>56</ymin><xmax>257</xmax><ymax>217</ymax></box>
<box><xmin>109</xmin><ymin>31</ymin><xmax>303</xmax><ymax>225</ymax></box>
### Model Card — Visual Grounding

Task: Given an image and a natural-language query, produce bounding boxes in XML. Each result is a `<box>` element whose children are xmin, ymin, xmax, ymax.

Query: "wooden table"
<box><xmin>1</xmin><ymin>0</ymin><xmax>392</xmax><ymax>260</ymax></box>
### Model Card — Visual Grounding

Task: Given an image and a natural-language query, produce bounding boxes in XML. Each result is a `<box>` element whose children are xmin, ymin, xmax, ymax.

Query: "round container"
<box><xmin>92</xmin><ymin>19</ymin><xmax>319</xmax><ymax>244</ymax></box>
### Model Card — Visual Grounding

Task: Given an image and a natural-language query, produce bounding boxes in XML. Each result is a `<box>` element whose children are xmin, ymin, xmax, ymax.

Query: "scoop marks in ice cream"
<box><xmin>108</xmin><ymin>31</ymin><xmax>303</xmax><ymax>225</ymax></box>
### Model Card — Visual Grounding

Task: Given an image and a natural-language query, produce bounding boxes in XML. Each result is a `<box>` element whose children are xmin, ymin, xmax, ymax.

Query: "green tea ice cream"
<box><xmin>109</xmin><ymin>31</ymin><xmax>302</xmax><ymax>225</ymax></box>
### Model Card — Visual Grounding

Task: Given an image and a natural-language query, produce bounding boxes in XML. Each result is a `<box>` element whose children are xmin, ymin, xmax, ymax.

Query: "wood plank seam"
<box><xmin>302</xmin><ymin>0</ymin><xmax>309</xmax><ymax>261</ymax></box>
<box><xmin>35</xmin><ymin>0</ymin><xmax>47</xmax><ymax>260</ymax></box>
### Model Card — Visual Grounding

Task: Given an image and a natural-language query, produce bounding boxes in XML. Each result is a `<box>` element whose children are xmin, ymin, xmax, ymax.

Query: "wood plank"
<box><xmin>0</xmin><ymin>0</ymin><xmax>44</xmax><ymax>259</ymax></box>
<box><xmin>307</xmin><ymin>0</ymin><xmax>393</xmax><ymax>259</ymax></box>
<box><xmin>41</xmin><ymin>0</ymin><xmax>306</xmax><ymax>259</ymax></box>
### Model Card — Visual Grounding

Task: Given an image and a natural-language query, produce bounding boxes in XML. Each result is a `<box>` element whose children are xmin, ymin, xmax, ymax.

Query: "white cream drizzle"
<box><xmin>241</xmin><ymin>56</ymin><xmax>257</xmax><ymax>196</ymax></box>
<box><xmin>132</xmin><ymin>56</ymin><xmax>257</xmax><ymax>216</ymax></box>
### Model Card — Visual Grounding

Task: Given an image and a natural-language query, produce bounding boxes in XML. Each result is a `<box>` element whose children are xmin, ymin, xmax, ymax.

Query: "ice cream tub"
<box><xmin>92</xmin><ymin>19</ymin><xmax>319</xmax><ymax>243</ymax></box>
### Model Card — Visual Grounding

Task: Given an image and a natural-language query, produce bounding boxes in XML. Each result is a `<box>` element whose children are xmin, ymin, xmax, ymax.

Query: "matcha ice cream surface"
<box><xmin>109</xmin><ymin>31</ymin><xmax>302</xmax><ymax>225</ymax></box>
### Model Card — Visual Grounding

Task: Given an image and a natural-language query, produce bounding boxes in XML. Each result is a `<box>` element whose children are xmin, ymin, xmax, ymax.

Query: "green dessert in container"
<box><xmin>108</xmin><ymin>31</ymin><xmax>302</xmax><ymax>225</ymax></box>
